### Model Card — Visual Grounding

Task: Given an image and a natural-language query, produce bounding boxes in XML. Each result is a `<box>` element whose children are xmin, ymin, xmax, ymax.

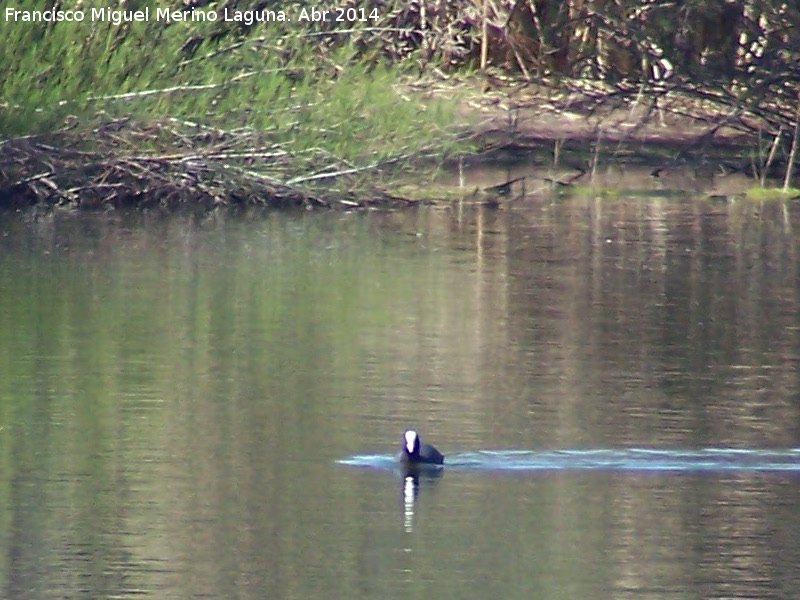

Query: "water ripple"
<box><xmin>338</xmin><ymin>448</ymin><xmax>800</xmax><ymax>472</ymax></box>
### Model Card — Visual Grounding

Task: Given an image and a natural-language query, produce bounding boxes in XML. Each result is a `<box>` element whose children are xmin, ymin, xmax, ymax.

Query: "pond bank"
<box><xmin>0</xmin><ymin>78</ymin><xmax>792</xmax><ymax>213</ymax></box>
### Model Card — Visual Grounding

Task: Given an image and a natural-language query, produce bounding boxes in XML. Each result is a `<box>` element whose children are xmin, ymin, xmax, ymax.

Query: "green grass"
<box><xmin>1</xmin><ymin>0</ymin><xmax>463</xmax><ymax>178</ymax></box>
<box><xmin>744</xmin><ymin>186</ymin><xmax>800</xmax><ymax>201</ymax></box>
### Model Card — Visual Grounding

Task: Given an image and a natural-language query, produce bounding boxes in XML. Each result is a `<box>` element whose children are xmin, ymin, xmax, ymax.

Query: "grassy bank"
<box><xmin>0</xmin><ymin>1</ymin><xmax>464</xmax><ymax>209</ymax></box>
<box><xmin>4</xmin><ymin>1</ymin><xmax>799</xmax><ymax>210</ymax></box>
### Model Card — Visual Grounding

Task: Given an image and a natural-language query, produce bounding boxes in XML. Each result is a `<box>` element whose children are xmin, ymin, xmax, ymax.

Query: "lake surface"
<box><xmin>1</xmin><ymin>193</ymin><xmax>800</xmax><ymax>599</ymax></box>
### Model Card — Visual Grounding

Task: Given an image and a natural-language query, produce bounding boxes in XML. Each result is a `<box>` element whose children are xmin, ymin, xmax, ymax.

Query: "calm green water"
<box><xmin>1</xmin><ymin>198</ymin><xmax>799</xmax><ymax>600</ymax></box>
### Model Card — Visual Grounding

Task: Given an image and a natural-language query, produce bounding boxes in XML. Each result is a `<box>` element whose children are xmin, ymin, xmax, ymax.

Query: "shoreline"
<box><xmin>0</xmin><ymin>79</ymin><xmax>794</xmax><ymax>213</ymax></box>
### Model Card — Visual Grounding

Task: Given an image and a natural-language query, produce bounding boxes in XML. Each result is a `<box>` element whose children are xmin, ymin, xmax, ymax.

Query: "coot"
<box><xmin>400</xmin><ymin>430</ymin><xmax>444</xmax><ymax>465</ymax></box>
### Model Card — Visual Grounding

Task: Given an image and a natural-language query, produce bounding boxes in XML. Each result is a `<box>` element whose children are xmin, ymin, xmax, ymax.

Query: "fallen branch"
<box><xmin>286</xmin><ymin>161</ymin><xmax>383</xmax><ymax>185</ymax></box>
<box><xmin>0</xmin><ymin>120</ymin><xmax>330</xmax><ymax>210</ymax></box>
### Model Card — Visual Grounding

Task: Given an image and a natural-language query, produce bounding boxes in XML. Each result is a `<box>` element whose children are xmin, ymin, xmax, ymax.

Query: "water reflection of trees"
<box><xmin>504</xmin><ymin>195</ymin><xmax>800</xmax><ymax>447</ymax></box>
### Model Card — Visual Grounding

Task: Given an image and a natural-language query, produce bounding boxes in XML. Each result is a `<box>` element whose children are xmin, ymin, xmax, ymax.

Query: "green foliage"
<box><xmin>0</xmin><ymin>0</ymin><xmax>461</xmax><ymax>178</ymax></box>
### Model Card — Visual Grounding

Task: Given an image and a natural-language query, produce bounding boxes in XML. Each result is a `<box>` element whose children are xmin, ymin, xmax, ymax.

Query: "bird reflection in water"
<box><xmin>402</xmin><ymin>474</ymin><xmax>416</xmax><ymax>533</ymax></box>
<box><xmin>400</xmin><ymin>468</ymin><xmax>443</xmax><ymax>533</ymax></box>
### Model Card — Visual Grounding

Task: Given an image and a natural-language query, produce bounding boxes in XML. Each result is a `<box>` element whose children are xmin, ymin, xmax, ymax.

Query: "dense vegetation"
<box><xmin>1</xmin><ymin>0</ymin><xmax>799</xmax><ymax>209</ymax></box>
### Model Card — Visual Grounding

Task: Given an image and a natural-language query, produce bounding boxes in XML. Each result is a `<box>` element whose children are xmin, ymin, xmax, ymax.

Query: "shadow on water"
<box><xmin>339</xmin><ymin>448</ymin><xmax>800</xmax><ymax>472</ymax></box>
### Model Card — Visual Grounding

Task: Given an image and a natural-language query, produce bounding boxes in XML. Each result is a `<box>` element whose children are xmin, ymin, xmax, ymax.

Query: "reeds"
<box><xmin>1</xmin><ymin>0</ymin><xmax>463</xmax><ymax>208</ymax></box>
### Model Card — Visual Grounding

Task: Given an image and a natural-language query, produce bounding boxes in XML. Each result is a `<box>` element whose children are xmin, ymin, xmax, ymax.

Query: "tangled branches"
<box><xmin>0</xmin><ymin>120</ymin><xmax>330</xmax><ymax>211</ymax></box>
